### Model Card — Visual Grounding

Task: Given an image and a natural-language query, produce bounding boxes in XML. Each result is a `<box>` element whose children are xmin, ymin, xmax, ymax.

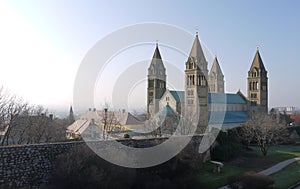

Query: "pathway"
<box><xmin>218</xmin><ymin>157</ymin><xmax>300</xmax><ymax>189</ymax></box>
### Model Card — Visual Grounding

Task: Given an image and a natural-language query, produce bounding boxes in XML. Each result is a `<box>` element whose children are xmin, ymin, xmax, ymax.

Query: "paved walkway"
<box><xmin>219</xmin><ymin>157</ymin><xmax>300</xmax><ymax>189</ymax></box>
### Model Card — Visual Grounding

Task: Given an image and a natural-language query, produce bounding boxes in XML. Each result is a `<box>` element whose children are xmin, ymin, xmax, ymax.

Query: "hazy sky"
<box><xmin>0</xmin><ymin>0</ymin><xmax>299</xmax><ymax>111</ymax></box>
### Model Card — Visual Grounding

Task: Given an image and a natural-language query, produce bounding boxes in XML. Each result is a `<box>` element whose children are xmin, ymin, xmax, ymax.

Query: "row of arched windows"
<box><xmin>249</xmin><ymin>69</ymin><xmax>259</xmax><ymax>77</ymax></box>
<box><xmin>187</xmin><ymin>61</ymin><xmax>195</xmax><ymax>69</ymax></box>
<box><xmin>249</xmin><ymin>81</ymin><xmax>259</xmax><ymax>90</ymax></box>
<box><xmin>186</xmin><ymin>75</ymin><xmax>206</xmax><ymax>86</ymax></box>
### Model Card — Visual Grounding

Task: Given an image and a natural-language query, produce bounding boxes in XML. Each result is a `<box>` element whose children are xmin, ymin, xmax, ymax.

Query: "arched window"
<box><xmin>192</xmin><ymin>75</ymin><xmax>195</xmax><ymax>85</ymax></box>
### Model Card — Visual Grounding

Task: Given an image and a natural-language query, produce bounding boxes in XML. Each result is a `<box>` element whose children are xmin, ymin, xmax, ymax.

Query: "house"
<box><xmin>66</xmin><ymin>109</ymin><xmax>143</xmax><ymax>140</ymax></box>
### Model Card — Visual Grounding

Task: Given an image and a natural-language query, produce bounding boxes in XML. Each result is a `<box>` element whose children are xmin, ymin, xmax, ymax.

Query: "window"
<box><xmin>251</xmin><ymin>93</ymin><xmax>257</xmax><ymax>98</ymax></box>
<box><xmin>187</xmin><ymin>99</ymin><xmax>193</xmax><ymax>105</ymax></box>
<box><xmin>166</xmin><ymin>96</ymin><xmax>169</xmax><ymax>101</ymax></box>
<box><xmin>188</xmin><ymin>90</ymin><xmax>194</xmax><ymax>96</ymax></box>
<box><xmin>200</xmin><ymin>76</ymin><xmax>206</xmax><ymax>86</ymax></box>
<box><xmin>149</xmin><ymin>80</ymin><xmax>154</xmax><ymax>87</ymax></box>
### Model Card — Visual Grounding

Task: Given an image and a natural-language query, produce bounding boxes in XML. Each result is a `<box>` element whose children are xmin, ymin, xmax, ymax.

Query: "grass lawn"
<box><xmin>196</xmin><ymin>161</ymin><xmax>245</xmax><ymax>189</ymax></box>
<box><xmin>250</xmin><ymin>145</ymin><xmax>300</xmax><ymax>162</ymax></box>
<box><xmin>196</xmin><ymin>145</ymin><xmax>300</xmax><ymax>188</ymax></box>
<box><xmin>271</xmin><ymin>161</ymin><xmax>300</xmax><ymax>189</ymax></box>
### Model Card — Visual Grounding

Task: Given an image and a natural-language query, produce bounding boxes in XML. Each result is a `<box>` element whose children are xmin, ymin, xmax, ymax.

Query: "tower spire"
<box><xmin>208</xmin><ymin>56</ymin><xmax>225</xmax><ymax>93</ymax></box>
<box><xmin>147</xmin><ymin>43</ymin><xmax>166</xmax><ymax>119</ymax></box>
<box><xmin>247</xmin><ymin>48</ymin><xmax>268</xmax><ymax>113</ymax></box>
<box><xmin>68</xmin><ymin>105</ymin><xmax>75</xmax><ymax>124</ymax></box>
<box><xmin>188</xmin><ymin>32</ymin><xmax>208</xmax><ymax>77</ymax></box>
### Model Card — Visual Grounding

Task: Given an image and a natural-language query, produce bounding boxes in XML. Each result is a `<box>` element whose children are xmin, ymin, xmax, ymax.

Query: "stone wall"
<box><xmin>0</xmin><ymin>135</ymin><xmax>208</xmax><ymax>188</ymax></box>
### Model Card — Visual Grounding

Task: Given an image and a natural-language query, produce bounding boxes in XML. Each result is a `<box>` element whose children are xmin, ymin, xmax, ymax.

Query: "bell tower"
<box><xmin>247</xmin><ymin>48</ymin><xmax>268</xmax><ymax>113</ymax></box>
<box><xmin>184</xmin><ymin>32</ymin><xmax>208</xmax><ymax>134</ymax></box>
<box><xmin>208</xmin><ymin>56</ymin><xmax>225</xmax><ymax>93</ymax></box>
<box><xmin>147</xmin><ymin>43</ymin><xmax>166</xmax><ymax>119</ymax></box>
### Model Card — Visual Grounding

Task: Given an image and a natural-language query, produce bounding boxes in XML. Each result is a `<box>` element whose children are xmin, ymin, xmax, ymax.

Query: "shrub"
<box><xmin>124</xmin><ymin>133</ymin><xmax>130</xmax><ymax>138</ymax></box>
<box><xmin>211</xmin><ymin>143</ymin><xmax>241</xmax><ymax>161</ymax></box>
<box><xmin>288</xmin><ymin>126</ymin><xmax>300</xmax><ymax>136</ymax></box>
<box><xmin>228</xmin><ymin>171</ymin><xmax>274</xmax><ymax>189</ymax></box>
<box><xmin>210</xmin><ymin>130</ymin><xmax>242</xmax><ymax>161</ymax></box>
<box><xmin>47</xmin><ymin>145</ymin><xmax>135</xmax><ymax>189</ymax></box>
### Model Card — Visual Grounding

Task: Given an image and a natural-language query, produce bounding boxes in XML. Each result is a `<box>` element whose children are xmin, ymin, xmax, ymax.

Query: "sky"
<box><xmin>0</xmin><ymin>0</ymin><xmax>299</xmax><ymax>112</ymax></box>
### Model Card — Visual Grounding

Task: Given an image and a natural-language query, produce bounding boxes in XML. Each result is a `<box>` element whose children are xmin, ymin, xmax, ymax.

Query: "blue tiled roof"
<box><xmin>169</xmin><ymin>90</ymin><xmax>185</xmax><ymax>102</ymax></box>
<box><xmin>209</xmin><ymin>93</ymin><xmax>247</xmax><ymax>104</ymax></box>
<box><xmin>209</xmin><ymin>111</ymin><xmax>249</xmax><ymax>124</ymax></box>
<box><xmin>168</xmin><ymin>91</ymin><xmax>247</xmax><ymax>105</ymax></box>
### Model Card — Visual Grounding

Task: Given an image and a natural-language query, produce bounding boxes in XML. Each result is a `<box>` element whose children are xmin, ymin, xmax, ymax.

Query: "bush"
<box><xmin>47</xmin><ymin>144</ymin><xmax>201</xmax><ymax>189</ymax></box>
<box><xmin>211</xmin><ymin>143</ymin><xmax>241</xmax><ymax>161</ymax></box>
<box><xmin>47</xmin><ymin>145</ymin><xmax>135</xmax><ymax>189</ymax></box>
<box><xmin>210</xmin><ymin>130</ymin><xmax>242</xmax><ymax>161</ymax></box>
<box><xmin>124</xmin><ymin>133</ymin><xmax>130</xmax><ymax>138</ymax></box>
<box><xmin>288</xmin><ymin>126</ymin><xmax>300</xmax><ymax>136</ymax></box>
<box><xmin>228</xmin><ymin>171</ymin><xmax>274</xmax><ymax>189</ymax></box>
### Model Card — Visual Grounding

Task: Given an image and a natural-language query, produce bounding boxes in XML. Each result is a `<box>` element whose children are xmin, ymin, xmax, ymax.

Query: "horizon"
<box><xmin>1</xmin><ymin>1</ymin><xmax>300</xmax><ymax>112</ymax></box>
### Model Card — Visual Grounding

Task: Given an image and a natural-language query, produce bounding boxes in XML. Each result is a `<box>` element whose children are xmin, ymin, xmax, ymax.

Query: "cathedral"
<box><xmin>147</xmin><ymin>32</ymin><xmax>268</xmax><ymax>132</ymax></box>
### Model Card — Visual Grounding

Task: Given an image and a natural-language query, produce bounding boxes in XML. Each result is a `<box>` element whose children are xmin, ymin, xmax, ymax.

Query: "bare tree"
<box><xmin>0</xmin><ymin>90</ymin><xmax>29</xmax><ymax>146</ymax></box>
<box><xmin>0</xmin><ymin>88</ymin><xmax>67</xmax><ymax>145</ymax></box>
<box><xmin>99</xmin><ymin>104</ymin><xmax>122</xmax><ymax>140</ymax></box>
<box><xmin>241</xmin><ymin>113</ymin><xmax>289</xmax><ymax>156</ymax></box>
<box><xmin>145</xmin><ymin>109</ymin><xmax>181</xmax><ymax>137</ymax></box>
<box><xmin>239</xmin><ymin>121</ymin><xmax>254</xmax><ymax>149</ymax></box>
<box><xmin>177</xmin><ymin>112</ymin><xmax>198</xmax><ymax>136</ymax></box>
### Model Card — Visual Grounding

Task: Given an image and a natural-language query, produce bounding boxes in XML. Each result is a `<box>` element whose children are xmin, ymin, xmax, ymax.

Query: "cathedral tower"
<box><xmin>247</xmin><ymin>48</ymin><xmax>268</xmax><ymax>113</ymax></box>
<box><xmin>147</xmin><ymin>43</ymin><xmax>166</xmax><ymax>119</ymax></box>
<box><xmin>68</xmin><ymin>106</ymin><xmax>75</xmax><ymax>124</ymax></box>
<box><xmin>208</xmin><ymin>56</ymin><xmax>225</xmax><ymax>93</ymax></box>
<box><xmin>184</xmin><ymin>33</ymin><xmax>209</xmax><ymax>134</ymax></box>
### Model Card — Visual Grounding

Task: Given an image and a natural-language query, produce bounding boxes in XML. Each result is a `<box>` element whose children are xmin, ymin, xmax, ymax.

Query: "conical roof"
<box><xmin>209</xmin><ymin>56</ymin><xmax>224</xmax><ymax>77</ymax></box>
<box><xmin>152</xmin><ymin>43</ymin><xmax>162</xmax><ymax>60</ymax></box>
<box><xmin>150</xmin><ymin>43</ymin><xmax>164</xmax><ymax>67</ymax></box>
<box><xmin>148</xmin><ymin>43</ymin><xmax>166</xmax><ymax>79</ymax></box>
<box><xmin>189</xmin><ymin>33</ymin><xmax>207</xmax><ymax>67</ymax></box>
<box><xmin>250</xmin><ymin>48</ymin><xmax>266</xmax><ymax>71</ymax></box>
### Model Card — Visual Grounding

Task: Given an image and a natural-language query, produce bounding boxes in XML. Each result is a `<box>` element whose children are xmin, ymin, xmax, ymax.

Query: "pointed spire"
<box><xmin>69</xmin><ymin>106</ymin><xmax>75</xmax><ymax>124</ymax></box>
<box><xmin>151</xmin><ymin>42</ymin><xmax>162</xmax><ymax>61</ymax></box>
<box><xmin>250</xmin><ymin>48</ymin><xmax>266</xmax><ymax>71</ymax></box>
<box><xmin>188</xmin><ymin>32</ymin><xmax>208</xmax><ymax>75</ymax></box>
<box><xmin>148</xmin><ymin>43</ymin><xmax>166</xmax><ymax>79</ymax></box>
<box><xmin>209</xmin><ymin>56</ymin><xmax>224</xmax><ymax>77</ymax></box>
